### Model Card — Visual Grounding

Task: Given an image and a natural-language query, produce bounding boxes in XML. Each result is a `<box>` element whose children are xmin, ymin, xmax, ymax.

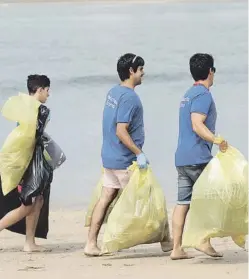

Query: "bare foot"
<box><xmin>84</xmin><ymin>243</ymin><xmax>101</xmax><ymax>257</ymax></box>
<box><xmin>196</xmin><ymin>242</ymin><xmax>223</xmax><ymax>258</ymax></box>
<box><xmin>99</xmin><ymin>251</ymin><xmax>114</xmax><ymax>257</ymax></box>
<box><xmin>170</xmin><ymin>248</ymin><xmax>194</xmax><ymax>260</ymax></box>
<box><xmin>23</xmin><ymin>243</ymin><xmax>50</xmax><ymax>253</ymax></box>
<box><xmin>160</xmin><ymin>240</ymin><xmax>173</xmax><ymax>252</ymax></box>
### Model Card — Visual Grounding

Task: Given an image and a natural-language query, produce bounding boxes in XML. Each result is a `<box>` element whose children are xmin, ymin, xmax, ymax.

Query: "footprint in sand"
<box><xmin>18</xmin><ymin>266</ymin><xmax>45</xmax><ymax>272</ymax></box>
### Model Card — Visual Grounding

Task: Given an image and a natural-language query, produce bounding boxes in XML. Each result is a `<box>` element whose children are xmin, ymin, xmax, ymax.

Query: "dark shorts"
<box><xmin>176</xmin><ymin>163</ymin><xmax>207</xmax><ymax>205</ymax></box>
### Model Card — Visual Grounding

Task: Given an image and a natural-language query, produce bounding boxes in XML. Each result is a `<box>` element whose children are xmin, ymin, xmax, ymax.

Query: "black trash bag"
<box><xmin>0</xmin><ymin>104</ymin><xmax>53</xmax><ymax>239</ymax></box>
<box><xmin>19</xmin><ymin>105</ymin><xmax>53</xmax><ymax>206</ymax></box>
<box><xmin>0</xmin><ymin>182</ymin><xmax>51</xmax><ymax>239</ymax></box>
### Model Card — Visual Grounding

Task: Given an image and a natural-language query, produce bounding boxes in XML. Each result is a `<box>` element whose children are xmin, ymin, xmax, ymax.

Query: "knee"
<box><xmin>19</xmin><ymin>204</ymin><xmax>33</xmax><ymax>216</ymax></box>
<box><xmin>99</xmin><ymin>188</ymin><xmax>118</xmax><ymax>206</ymax></box>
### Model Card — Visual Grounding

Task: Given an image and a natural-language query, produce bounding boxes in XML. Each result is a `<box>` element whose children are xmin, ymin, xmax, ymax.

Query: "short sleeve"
<box><xmin>190</xmin><ymin>93</ymin><xmax>212</xmax><ymax>115</ymax></box>
<box><xmin>116</xmin><ymin>96</ymin><xmax>137</xmax><ymax>123</ymax></box>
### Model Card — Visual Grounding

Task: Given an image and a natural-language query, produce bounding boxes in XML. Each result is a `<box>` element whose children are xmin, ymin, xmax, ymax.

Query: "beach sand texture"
<box><xmin>0</xmin><ymin>208</ymin><xmax>247</xmax><ymax>278</ymax></box>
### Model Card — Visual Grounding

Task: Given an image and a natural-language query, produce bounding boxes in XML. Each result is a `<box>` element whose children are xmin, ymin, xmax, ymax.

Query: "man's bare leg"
<box><xmin>0</xmin><ymin>204</ymin><xmax>33</xmax><ymax>232</ymax></box>
<box><xmin>196</xmin><ymin>238</ymin><xmax>223</xmax><ymax>257</ymax></box>
<box><xmin>23</xmin><ymin>196</ymin><xmax>44</xmax><ymax>252</ymax></box>
<box><xmin>170</xmin><ymin>204</ymin><xmax>222</xmax><ymax>259</ymax></box>
<box><xmin>170</xmin><ymin>204</ymin><xmax>193</xmax><ymax>260</ymax></box>
<box><xmin>84</xmin><ymin>187</ymin><xmax>118</xmax><ymax>256</ymax></box>
<box><xmin>160</xmin><ymin>221</ymin><xmax>173</xmax><ymax>252</ymax></box>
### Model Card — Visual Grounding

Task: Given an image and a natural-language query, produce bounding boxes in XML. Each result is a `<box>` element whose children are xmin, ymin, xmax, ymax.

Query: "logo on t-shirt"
<box><xmin>106</xmin><ymin>95</ymin><xmax>118</xmax><ymax>109</ymax></box>
<box><xmin>180</xmin><ymin>97</ymin><xmax>190</xmax><ymax>108</ymax></box>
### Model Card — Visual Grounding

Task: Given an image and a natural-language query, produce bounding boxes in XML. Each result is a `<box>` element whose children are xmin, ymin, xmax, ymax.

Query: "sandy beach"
<box><xmin>0</xmin><ymin>207</ymin><xmax>247</xmax><ymax>278</ymax></box>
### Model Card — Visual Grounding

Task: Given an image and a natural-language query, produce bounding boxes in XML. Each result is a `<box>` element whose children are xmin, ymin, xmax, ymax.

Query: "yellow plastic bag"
<box><xmin>101</xmin><ymin>162</ymin><xmax>169</xmax><ymax>254</ymax></box>
<box><xmin>0</xmin><ymin>93</ymin><xmax>40</xmax><ymax>196</ymax></box>
<box><xmin>84</xmin><ymin>170</ymin><xmax>121</xmax><ymax>227</ymax></box>
<box><xmin>182</xmin><ymin>146</ymin><xmax>248</xmax><ymax>249</ymax></box>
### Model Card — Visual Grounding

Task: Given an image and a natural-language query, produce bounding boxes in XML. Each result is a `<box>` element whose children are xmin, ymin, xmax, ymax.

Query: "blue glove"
<box><xmin>136</xmin><ymin>152</ymin><xmax>149</xmax><ymax>169</ymax></box>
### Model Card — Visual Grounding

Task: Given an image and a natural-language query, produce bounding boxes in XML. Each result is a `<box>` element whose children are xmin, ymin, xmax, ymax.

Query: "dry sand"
<box><xmin>0</xmin><ymin>207</ymin><xmax>248</xmax><ymax>278</ymax></box>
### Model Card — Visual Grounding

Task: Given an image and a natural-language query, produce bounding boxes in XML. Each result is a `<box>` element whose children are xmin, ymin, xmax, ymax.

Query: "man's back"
<box><xmin>101</xmin><ymin>85</ymin><xmax>144</xmax><ymax>170</ymax></box>
<box><xmin>175</xmin><ymin>84</ymin><xmax>217</xmax><ymax>167</ymax></box>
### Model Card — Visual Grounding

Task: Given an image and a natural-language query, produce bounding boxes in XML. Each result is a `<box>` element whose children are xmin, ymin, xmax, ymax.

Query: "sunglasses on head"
<box><xmin>132</xmin><ymin>55</ymin><xmax>137</xmax><ymax>64</ymax></box>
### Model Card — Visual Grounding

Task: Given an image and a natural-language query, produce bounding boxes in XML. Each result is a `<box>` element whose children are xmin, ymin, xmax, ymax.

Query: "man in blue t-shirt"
<box><xmin>171</xmin><ymin>53</ymin><xmax>228</xmax><ymax>260</ymax></box>
<box><xmin>84</xmin><ymin>53</ymin><xmax>172</xmax><ymax>256</ymax></box>
<box><xmin>84</xmin><ymin>53</ymin><xmax>147</xmax><ymax>256</ymax></box>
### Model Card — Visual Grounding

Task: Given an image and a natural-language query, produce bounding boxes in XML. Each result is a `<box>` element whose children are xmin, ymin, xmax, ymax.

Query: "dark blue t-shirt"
<box><xmin>101</xmin><ymin>85</ymin><xmax>145</xmax><ymax>169</ymax></box>
<box><xmin>175</xmin><ymin>84</ymin><xmax>217</xmax><ymax>167</ymax></box>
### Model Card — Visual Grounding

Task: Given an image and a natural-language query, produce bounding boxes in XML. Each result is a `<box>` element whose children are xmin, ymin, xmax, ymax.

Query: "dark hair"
<box><xmin>117</xmin><ymin>53</ymin><xmax>145</xmax><ymax>81</ymax></box>
<box><xmin>27</xmin><ymin>74</ymin><xmax>50</xmax><ymax>95</ymax></box>
<box><xmin>189</xmin><ymin>53</ymin><xmax>214</xmax><ymax>81</ymax></box>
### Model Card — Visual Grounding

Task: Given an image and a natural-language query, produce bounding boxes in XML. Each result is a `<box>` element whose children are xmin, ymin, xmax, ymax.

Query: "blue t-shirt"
<box><xmin>101</xmin><ymin>85</ymin><xmax>145</xmax><ymax>170</ymax></box>
<box><xmin>175</xmin><ymin>84</ymin><xmax>217</xmax><ymax>167</ymax></box>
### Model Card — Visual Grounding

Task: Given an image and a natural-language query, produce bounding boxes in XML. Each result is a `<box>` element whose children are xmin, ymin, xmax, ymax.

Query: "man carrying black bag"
<box><xmin>0</xmin><ymin>75</ymin><xmax>53</xmax><ymax>252</ymax></box>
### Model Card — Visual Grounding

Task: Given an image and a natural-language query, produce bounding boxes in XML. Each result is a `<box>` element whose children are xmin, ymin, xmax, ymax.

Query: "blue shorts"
<box><xmin>176</xmin><ymin>164</ymin><xmax>207</xmax><ymax>205</ymax></box>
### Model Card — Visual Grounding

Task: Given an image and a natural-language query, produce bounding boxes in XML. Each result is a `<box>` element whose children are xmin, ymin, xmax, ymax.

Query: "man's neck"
<box><xmin>120</xmin><ymin>80</ymin><xmax>135</xmax><ymax>90</ymax></box>
<box><xmin>194</xmin><ymin>80</ymin><xmax>210</xmax><ymax>89</ymax></box>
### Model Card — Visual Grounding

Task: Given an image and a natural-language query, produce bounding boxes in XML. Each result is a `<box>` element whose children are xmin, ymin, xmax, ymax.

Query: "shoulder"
<box><xmin>106</xmin><ymin>86</ymin><xmax>138</xmax><ymax>108</ymax></box>
<box><xmin>108</xmin><ymin>85</ymin><xmax>133</xmax><ymax>98</ymax></box>
<box><xmin>186</xmin><ymin>86</ymin><xmax>212</xmax><ymax>101</ymax></box>
<box><xmin>185</xmin><ymin>85</ymin><xmax>207</xmax><ymax>96</ymax></box>
<box><xmin>119</xmin><ymin>88</ymin><xmax>139</xmax><ymax>103</ymax></box>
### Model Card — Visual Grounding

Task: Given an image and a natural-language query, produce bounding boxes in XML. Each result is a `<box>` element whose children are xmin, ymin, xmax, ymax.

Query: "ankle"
<box><xmin>86</xmin><ymin>240</ymin><xmax>97</xmax><ymax>247</ymax></box>
<box><xmin>25</xmin><ymin>237</ymin><xmax>36</xmax><ymax>245</ymax></box>
<box><xmin>173</xmin><ymin>243</ymin><xmax>182</xmax><ymax>250</ymax></box>
<box><xmin>200</xmin><ymin>239</ymin><xmax>211</xmax><ymax>246</ymax></box>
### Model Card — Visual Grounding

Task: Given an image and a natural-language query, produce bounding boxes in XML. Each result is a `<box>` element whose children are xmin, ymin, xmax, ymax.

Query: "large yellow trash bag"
<box><xmin>101</xmin><ymin>163</ymin><xmax>169</xmax><ymax>254</ymax></box>
<box><xmin>182</xmin><ymin>146</ymin><xmax>248</xmax><ymax>249</ymax></box>
<box><xmin>84</xmin><ymin>171</ymin><xmax>121</xmax><ymax>227</ymax></box>
<box><xmin>0</xmin><ymin>93</ymin><xmax>40</xmax><ymax>196</ymax></box>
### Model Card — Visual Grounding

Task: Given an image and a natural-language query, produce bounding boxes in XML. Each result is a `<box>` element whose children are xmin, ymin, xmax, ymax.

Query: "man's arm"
<box><xmin>116</xmin><ymin>96</ymin><xmax>148</xmax><ymax>168</ymax></box>
<box><xmin>116</xmin><ymin>96</ymin><xmax>142</xmax><ymax>155</ymax></box>
<box><xmin>190</xmin><ymin>93</ymin><xmax>217</xmax><ymax>143</ymax></box>
<box><xmin>190</xmin><ymin>93</ymin><xmax>228</xmax><ymax>151</ymax></box>
<box><xmin>191</xmin><ymin>112</ymin><xmax>228</xmax><ymax>151</ymax></box>
<box><xmin>116</xmin><ymin>123</ymin><xmax>141</xmax><ymax>155</ymax></box>
<box><xmin>191</xmin><ymin>113</ymin><xmax>215</xmax><ymax>143</ymax></box>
